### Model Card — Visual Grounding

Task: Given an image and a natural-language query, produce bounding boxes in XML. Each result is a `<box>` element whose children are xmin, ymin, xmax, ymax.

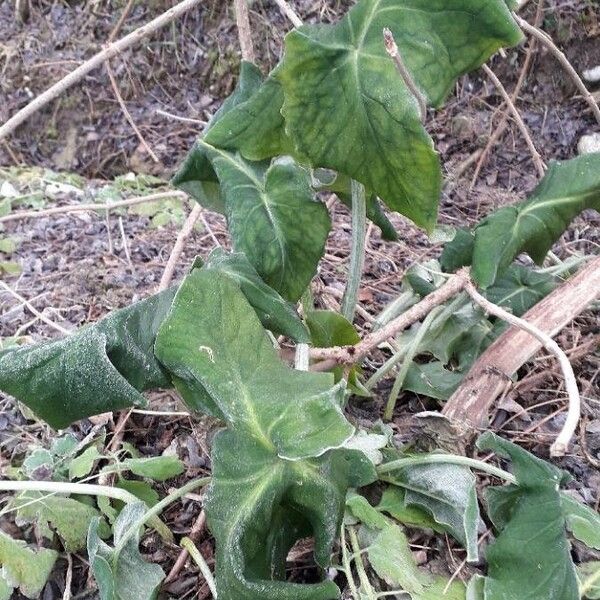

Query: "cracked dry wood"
<box><xmin>443</xmin><ymin>255</ymin><xmax>600</xmax><ymax>428</ymax></box>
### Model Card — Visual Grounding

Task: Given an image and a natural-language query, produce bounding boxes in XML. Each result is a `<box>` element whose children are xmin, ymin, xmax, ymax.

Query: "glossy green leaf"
<box><xmin>0</xmin><ymin>288</ymin><xmax>176</xmax><ymax>428</ymax></box>
<box><xmin>155</xmin><ymin>269</ymin><xmax>377</xmax><ymax>598</ymax></box>
<box><xmin>116</xmin><ymin>479</ymin><xmax>160</xmax><ymax>508</ymax></box>
<box><xmin>346</xmin><ymin>493</ymin><xmax>390</xmax><ymax>530</ymax></box>
<box><xmin>204</xmin><ymin>248</ymin><xmax>310</xmax><ymax>341</ymax></box>
<box><xmin>377</xmin><ymin>487</ymin><xmax>443</xmax><ymax>532</ymax></box>
<box><xmin>156</xmin><ymin>270</ymin><xmax>354</xmax><ymax>459</ymax></box>
<box><xmin>0</xmin><ymin>531</ymin><xmax>57</xmax><ymax>599</ymax></box>
<box><xmin>172</xmin><ymin>61</ymin><xmax>266</xmax><ymax>211</ymax></box>
<box><xmin>69</xmin><ymin>446</ymin><xmax>102</xmax><ymax>480</ymax></box>
<box><xmin>403</xmin><ymin>362</ymin><xmax>464</xmax><ymax>401</ymax></box>
<box><xmin>205</xmin><ymin>147</ymin><xmax>330</xmax><ymax>302</ymax></box>
<box><xmin>204</xmin><ymin>67</ymin><xmax>294</xmax><ymax>161</ymax></box>
<box><xmin>278</xmin><ymin>0</ymin><xmax>522</xmax><ymax>230</ymax></box>
<box><xmin>484</xmin><ymin>265</ymin><xmax>559</xmax><ymax>316</ymax></box>
<box><xmin>477</xmin><ymin>432</ymin><xmax>578</xmax><ymax>600</ymax></box>
<box><xmin>12</xmin><ymin>491</ymin><xmax>110</xmax><ymax>552</ymax></box>
<box><xmin>358</xmin><ymin>522</ymin><xmax>466</xmax><ymax>599</ymax></box>
<box><xmin>561</xmin><ymin>494</ymin><xmax>600</xmax><ymax>550</ymax></box>
<box><xmin>307</xmin><ymin>310</ymin><xmax>361</xmax><ymax>348</ymax></box>
<box><xmin>447</xmin><ymin>154</ymin><xmax>600</xmax><ymax>287</ymax></box>
<box><xmin>123</xmin><ymin>456</ymin><xmax>185</xmax><ymax>482</ymax></box>
<box><xmin>379</xmin><ymin>460</ymin><xmax>480</xmax><ymax>562</ymax></box>
<box><xmin>88</xmin><ymin>503</ymin><xmax>165</xmax><ymax>600</ymax></box>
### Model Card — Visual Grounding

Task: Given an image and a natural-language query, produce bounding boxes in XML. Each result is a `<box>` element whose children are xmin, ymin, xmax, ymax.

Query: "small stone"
<box><xmin>577</xmin><ymin>133</ymin><xmax>600</xmax><ymax>155</ymax></box>
<box><xmin>583</xmin><ymin>66</ymin><xmax>600</xmax><ymax>83</ymax></box>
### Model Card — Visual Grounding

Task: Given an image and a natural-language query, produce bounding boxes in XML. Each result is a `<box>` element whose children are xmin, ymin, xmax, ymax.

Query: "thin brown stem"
<box><xmin>159</xmin><ymin>203</ymin><xmax>202</xmax><ymax>291</ymax></box>
<box><xmin>234</xmin><ymin>0</ymin><xmax>255</xmax><ymax>63</ymax></box>
<box><xmin>0</xmin><ymin>0</ymin><xmax>203</xmax><ymax>141</ymax></box>
<box><xmin>514</xmin><ymin>14</ymin><xmax>600</xmax><ymax>125</ymax></box>
<box><xmin>310</xmin><ymin>269</ymin><xmax>470</xmax><ymax>366</ymax></box>
<box><xmin>482</xmin><ymin>64</ymin><xmax>546</xmax><ymax>178</ymax></box>
<box><xmin>106</xmin><ymin>60</ymin><xmax>159</xmax><ymax>163</ymax></box>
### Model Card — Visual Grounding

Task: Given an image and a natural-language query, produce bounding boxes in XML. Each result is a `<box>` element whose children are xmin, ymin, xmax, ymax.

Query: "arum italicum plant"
<box><xmin>1</xmin><ymin>0</ymin><xmax>600</xmax><ymax>598</ymax></box>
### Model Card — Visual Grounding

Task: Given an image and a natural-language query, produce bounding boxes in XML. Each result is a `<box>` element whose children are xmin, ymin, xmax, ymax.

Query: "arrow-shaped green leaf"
<box><xmin>155</xmin><ymin>270</ymin><xmax>377</xmax><ymax>598</ymax></box>
<box><xmin>442</xmin><ymin>153</ymin><xmax>600</xmax><ymax>287</ymax></box>
<box><xmin>202</xmin><ymin>146</ymin><xmax>330</xmax><ymax>302</ymax></box>
<box><xmin>278</xmin><ymin>0</ymin><xmax>522</xmax><ymax>230</ymax></box>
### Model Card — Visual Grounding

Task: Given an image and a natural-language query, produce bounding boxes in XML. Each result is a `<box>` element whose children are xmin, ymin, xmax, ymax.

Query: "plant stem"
<box><xmin>181</xmin><ymin>536</ymin><xmax>218</xmax><ymax>597</ymax></box>
<box><xmin>341</xmin><ymin>180</ymin><xmax>367</xmax><ymax>323</ymax></box>
<box><xmin>383</xmin><ymin>305</ymin><xmax>445</xmax><ymax>420</ymax></box>
<box><xmin>580</xmin><ymin>564</ymin><xmax>600</xmax><ymax>598</ymax></box>
<box><xmin>341</xmin><ymin>526</ymin><xmax>360</xmax><ymax>599</ymax></box>
<box><xmin>377</xmin><ymin>454</ymin><xmax>516</xmax><ymax>484</ymax></box>
<box><xmin>348</xmin><ymin>527</ymin><xmax>378</xmax><ymax>600</ymax></box>
<box><xmin>234</xmin><ymin>0</ymin><xmax>255</xmax><ymax>63</ymax></box>
<box><xmin>0</xmin><ymin>479</ymin><xmax>173</xmax><ymax>540</ymax></box>
<box><xmin>114</xmin><ymin>476</ymin><xmax>210</xmax><ymax>559</ymax></box>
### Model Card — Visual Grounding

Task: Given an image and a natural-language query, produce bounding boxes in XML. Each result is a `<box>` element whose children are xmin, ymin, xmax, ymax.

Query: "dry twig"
<box><xmin>463</xmin><ymin>282</ymin><xmax>580</xmax><ymax>457</ymax></box>
<box><xmin>0</xmin><ymin>190</ymin><xmax>186</xmax><ymax>224</ymax></box>
<box><xmin>0</xmin><ymin>0</ymin><xmax>203</xmax><ymax>141</ymax></box>
<box><xmin>514</xmin><ymin>14</ymin><xmax>600</xmax><ymax>125</ymax></box>
<box><xmin>158</xmin><ymin>204</ymin><xmax>203</xmax><ymax>291</ymax></box>
<box><xmin>273</xmin><ymin>0</ymin><xmax>303</xmax><ymax>27</ymax></box>
<box><xmin>482</xmin><ymin>64</ymin><xmax>546</xmax><ymax>178</ymax></box>
<box><xmin>106</xmin><ymin>61</ymin><xmax>159</xmax><ymax>163</ymax></box>
<box><xmin>234</xmin><ymin>0</ymin><xmax>255</xmax><ymax>63</ymax></box>
<box><xmin>383</xmin><ymin>28</ymin><xmax>427</xmax><ymax>122</ymax></box>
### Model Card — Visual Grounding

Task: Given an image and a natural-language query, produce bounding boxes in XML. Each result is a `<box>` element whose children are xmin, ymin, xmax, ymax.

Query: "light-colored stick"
<box><xmin>273</xmin><ymin>0</ymin><xmax>303</xmax><ymax>27</ymax></box>
<box><xmin>514</xmin><ymin>14</ymin><xmax>600</xmax><ymax>125</ymax></box>
<box><xmin>0</xmin><ymin>0</ymin><xmax>203</xmax><ymax>141</ymax></box>
<box><xmin>0</xmin><ymin>281</ymin><xmax>70</xmax><ymax>335</ymax></box>
<box><xmin>482</xmin><ymin>64</ymin><xmax>546</xmax><ymax>178</ymax></box>
<box><xmin>158</xmin><ymin>203</ymin><xmax>202</xmax><ymax>291</ymax></box>
<box><xmin>234</xmin><ymin>0</ymin><xmax>255</xmax><ymax>63</ymax></box>
<box><xmin>106</xmin><ymin>60</ymin><xmax>159</xmax><ymax>163</ymax></box>
<box><xmin>0</xmin><ymin>190</ymin><xmax>186</xmax><ymax>224</ymax></box>
<box><xmin>464</xmin><ymin>281</ymin><xmax>580</xmax><ymax>457</ymax></box>
<box><xmin>310</xmin><ymin>269</ymin><xmax>470</xmax><ymax>367</ymax></box>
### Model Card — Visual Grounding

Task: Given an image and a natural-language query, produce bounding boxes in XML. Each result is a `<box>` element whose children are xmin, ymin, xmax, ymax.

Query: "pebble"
<box><xmin>577</xmin><ymin>133</ymin><xmax>600</xmax><ymax>155</ymax></box>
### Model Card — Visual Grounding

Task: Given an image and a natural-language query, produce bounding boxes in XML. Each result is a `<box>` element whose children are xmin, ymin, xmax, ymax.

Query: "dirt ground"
<box><xmin>1</xmin><ymin>0</ymin><xmax>600</xmax><ymax>598</ymax></box>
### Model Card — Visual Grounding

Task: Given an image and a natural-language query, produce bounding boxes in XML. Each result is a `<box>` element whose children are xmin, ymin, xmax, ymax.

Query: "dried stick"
<box><xmin>0</xmin><ymin>190</ymin><xmax>186</xmax><ymax>224</ymax></box>
<box><xmin>158</xmin><ymin>203</ymin><xmax>202</xmax><ymax>291</ymax></box>
<box><xmin>463</xmin><ymin>281</ymin><xmax>580</xmax><ymax>457</ymax></box>
<box><xmin>471</xmin><ymin>0</ymin><xmax>544</xmax><ymax>189</ymax></box>
<box><xmin>234</xmin><ymin>0</ymin><xmax>255</xmax><ymax>63</ymax></box>
<box><xmin>273</xmin><ymin>0</ymin><xmax>303</xmax><ymax>27</ymax></box>
<box><xmin>108</xmin><ymin>0</ymin><xmax>136</xmax><ymax>42</ymax></box>
<box><xmin>106</xmin><ymin>61</ymin><xmax>159</xmax><ymax>163</ymax></box>
<box><xmin>0</xmin><ymin>0</ymin><xmax>203</xmax><ymax>141</ymax></box>
<box><xmin>514</xmin><ymin>14</ymin><xmax>600</xmax><ymax>125</ymax></box>
<box><xmin>310</xmin><ymin>269</ymin><xmax>470</xmax><ymax>367</ymax></box>
<box><xmin>482</xmin><ymin>64</ymin><xmax>546</xmax><ymax>177</ymax></box>
<box><xmin>443</xmin><ymin>255</ymin><xmax>600</xmax><ymax>451</ymax></box>
<box><xmin>165</xmin><ymin>510</ymin><xmax>207</xmax><ymax>583</ymax></box>
<box><xmin>0</xmin><ymin>281</ymin><xmax>70</xmax><ymax>335</ymax></box>
<box><xmin>383</xmin><ymin>28</ymin><xmax>427</xmax><ymax>122</ymax></box>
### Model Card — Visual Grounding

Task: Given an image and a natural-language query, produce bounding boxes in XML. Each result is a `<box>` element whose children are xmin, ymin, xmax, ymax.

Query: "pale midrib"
<box><xmin>200</xmin><ymin>140</ymin><xmax>288</xmax><ymax>286</ymax></box>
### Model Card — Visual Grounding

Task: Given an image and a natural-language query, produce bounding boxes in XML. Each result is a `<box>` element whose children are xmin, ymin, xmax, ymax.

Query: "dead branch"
<box><xmin>0</xmin><ymin>190</ymin><xmax>186</xmax><ymax>224</ymax></box>
<box><xmin>482</xmin><ymin>64</ymin><xmax>546</xmax><ymax>178</ymax></box>
<box><xmin>463</xmin><ymin>281</ymin><xmax>581</xmax><ymax>457</ymax></box>
<box><xmin>443</xmin><ymin>255</ymin><xmax>600</xmax><ymax>446</ymax></box>
<box><xmin>158</xmin><ymin>203</ymin><xmax>203</xmax><ymax>291</ymax></box>
<box><xmin>0</xmin><ymin>0</ymin><xmax>203</xmax><ymax>141</ymax></box>
<box><xmin>234</xmin><ymin>0</ymin><xmax>255</xmax><ymax>63</ymax></box>
<box><xmin>514</xmin><ymin>14</ymin><xmax>600</xmax><ymax>125</ymax></box>
<box><xmin>310</xmin><ymin>269</ymin><xmax>471</xmax><ymax>368</ymax></box>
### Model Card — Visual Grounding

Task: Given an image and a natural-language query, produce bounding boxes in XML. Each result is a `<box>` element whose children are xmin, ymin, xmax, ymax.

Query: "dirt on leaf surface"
<box><xmin>1</xmin><ymin>0</ymin><xmax>600</xmax><ymax>598</ymax></box>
